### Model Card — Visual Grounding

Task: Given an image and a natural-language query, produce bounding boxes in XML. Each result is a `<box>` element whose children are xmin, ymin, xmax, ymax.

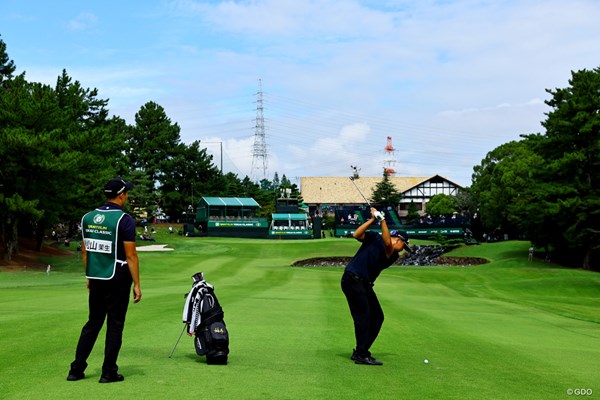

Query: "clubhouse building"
<box><xmin>300</xmin><ymin>174</ymin><xmax>463</xmax><ymax>218</ymax></box>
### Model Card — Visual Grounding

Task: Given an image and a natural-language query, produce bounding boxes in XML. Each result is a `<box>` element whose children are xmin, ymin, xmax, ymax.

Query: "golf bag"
<box><xmin>182</xmin><ymin>272</ymin><xmax>229</xmax><ymax>364</ymax></box>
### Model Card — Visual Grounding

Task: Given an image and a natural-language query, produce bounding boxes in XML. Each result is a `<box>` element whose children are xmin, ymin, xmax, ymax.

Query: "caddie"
<box><xmin>67</xmin><ymin>178</ymin><xmax>141</xmax><ymax>383</ymax></box>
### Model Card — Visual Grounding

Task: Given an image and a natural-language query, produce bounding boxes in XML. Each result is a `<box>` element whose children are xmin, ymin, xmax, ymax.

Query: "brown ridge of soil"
<box><xmin>0</xmin><ymin>238</ymin><xmax>75</xmax><ymax>271</ymax></box>
<box><xmin>434</xmin><ymin>256</ymin><xmax>489</xmax><ymax>266</ymax></box>
<box><xmin>292</xmin><ymin>256</ymin><xmax>488</xmax><ymax>267</ymax></box>
<box><xmin>292</xmin><ymin>257</ymin><xmax>353</xmax><ymax>267</ymax></box>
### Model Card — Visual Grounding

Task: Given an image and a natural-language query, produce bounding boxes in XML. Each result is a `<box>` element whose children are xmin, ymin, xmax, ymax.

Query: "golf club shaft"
<box><xmin>349</xmin><ymin>177</ymin><xmax>371</xmax><ymax>206</ymax></box>
<box><xmin>168</xmin><ymin>324</ymin><xmax>187</xmax><ymax>358</ymax></box>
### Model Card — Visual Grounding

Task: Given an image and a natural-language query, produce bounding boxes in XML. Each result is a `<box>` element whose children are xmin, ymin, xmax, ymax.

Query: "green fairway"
<box><xmin>0</xmin><ymin>236</ymin><xmax>598</xmax><ymax>400</ymax></box>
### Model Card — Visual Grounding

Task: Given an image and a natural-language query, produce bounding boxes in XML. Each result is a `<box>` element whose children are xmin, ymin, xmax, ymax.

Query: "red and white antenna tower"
<box><xmin>383</xmin><ymin>136</ymin><xmax>397</xmax><ymax>175</ymax></box>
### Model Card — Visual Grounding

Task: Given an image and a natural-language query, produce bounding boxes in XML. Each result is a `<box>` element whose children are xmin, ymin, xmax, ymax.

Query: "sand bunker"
<box><xmin>136</xmin><ymin>244</ymin><xmax>174</xmax><ymax>252</ymax></box>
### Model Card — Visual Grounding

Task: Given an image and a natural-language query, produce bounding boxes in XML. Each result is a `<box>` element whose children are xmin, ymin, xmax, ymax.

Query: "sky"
<box><xmin>2</xmin><ymin>0</ymin><xmax>600</xmax><ymax>187</ymax></box>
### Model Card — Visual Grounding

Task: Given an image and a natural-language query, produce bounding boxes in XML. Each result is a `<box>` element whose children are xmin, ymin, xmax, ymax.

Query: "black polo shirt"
<box><xmin>345</xmin><ymin>231</ymin><xmax>399</xmax><ymax>283</ymax></box>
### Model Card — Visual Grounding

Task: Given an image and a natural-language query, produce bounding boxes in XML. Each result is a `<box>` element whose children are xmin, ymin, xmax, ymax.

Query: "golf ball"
<box><xmin>424</xmin><ymin>359</ymin><xmax>429</xmax><ymax>364</ymax></box>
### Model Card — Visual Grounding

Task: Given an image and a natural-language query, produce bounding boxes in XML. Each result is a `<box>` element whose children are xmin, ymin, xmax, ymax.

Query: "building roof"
<box><xmin>200</xmin><ymin>197</ymin><xmax>260</xmax><ymax>207</ymax></box>
<box><xmin>300</xmin><ymin>176</ymin><xmax>432</xmax><ymax>205</ymax></box>
<box><xmin>272</xmin><ymin>213</ymin><xmax>308</xmax><ymax>220</ymax></box>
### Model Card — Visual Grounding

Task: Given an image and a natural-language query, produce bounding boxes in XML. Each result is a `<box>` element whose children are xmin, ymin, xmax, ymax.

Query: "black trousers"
<box><xmin>70</xmin><ymin>266</ymin><xmax>132</xmax><ymax>374</ymax></box>
<box><xmin>341</xmin><ymin>271</ymin><xmax>384</xmax><ymax>357</ymax></box>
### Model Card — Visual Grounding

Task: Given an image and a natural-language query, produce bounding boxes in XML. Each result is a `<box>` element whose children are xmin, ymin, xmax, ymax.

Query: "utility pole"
<box><xmin>204</xmin><ymin>141</ymin><xmax>223</xmax><ymax>173</ymax></box>
<box><xmin>251</xmin><ymin>79</ymin><xmax>268</xmax><ymax>182</ymax></box>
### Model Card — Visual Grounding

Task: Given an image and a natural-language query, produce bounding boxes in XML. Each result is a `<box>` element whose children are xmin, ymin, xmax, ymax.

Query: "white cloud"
<box><xmin>176</xmin><ymin>0</ymin><xmax>395</xmax><ymax>39</ymax></box>
<box><xmin>66</xmin><ymin>12</ymin><xmax>98</xmax><ymax>31</ymax></box>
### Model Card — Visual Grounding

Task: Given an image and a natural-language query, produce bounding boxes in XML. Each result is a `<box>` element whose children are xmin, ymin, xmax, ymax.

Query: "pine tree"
<box><xmin>371</xmin><ymin>170</ymin><xmax>402</xmax><ymax>206</ymax></box>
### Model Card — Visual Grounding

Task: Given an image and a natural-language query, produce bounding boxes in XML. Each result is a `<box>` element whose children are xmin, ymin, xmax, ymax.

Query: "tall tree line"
<box><xmin>0</xmin><ymin>36</ymin><xmax>285</xmax><ymax>260</ymax></box>
<box><xmin>470</xmin><ymin>67</ymin><xmax>600</xmax><ymax>270</ymax></box>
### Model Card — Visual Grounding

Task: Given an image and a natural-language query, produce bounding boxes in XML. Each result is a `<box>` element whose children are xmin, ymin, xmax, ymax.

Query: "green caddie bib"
<box><xmin>82</xmin><ymin>209</ymin><xmax>126</xmax><ymax>279</ymax></box>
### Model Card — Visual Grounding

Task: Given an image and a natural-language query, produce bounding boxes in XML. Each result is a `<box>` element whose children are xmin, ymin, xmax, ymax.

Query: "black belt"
<box><xmin>345</xmin><ymin>271</ymin><xmax>371</xmax><ymax>285</ymax></box>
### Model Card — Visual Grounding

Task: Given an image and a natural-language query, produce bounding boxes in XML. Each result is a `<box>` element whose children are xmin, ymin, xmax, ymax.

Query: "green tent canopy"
<box><xmin>201</xmin><ymin>197</ymin><xmax>260</xmax><ymax>207</ymax></box>
<box><xmin>271</xmin><ymin>213</ymin><xmax>307</xmax><ymax>221</ymax></box>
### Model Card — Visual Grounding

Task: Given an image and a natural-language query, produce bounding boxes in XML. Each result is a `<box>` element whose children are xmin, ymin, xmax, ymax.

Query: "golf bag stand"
<box><xmin>181</xmin><ymin>272</ymin><xmax>229</xmax><ymax>365</ymax></box>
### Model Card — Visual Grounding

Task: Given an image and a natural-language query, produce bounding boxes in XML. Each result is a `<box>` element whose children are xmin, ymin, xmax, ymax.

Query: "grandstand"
<box><xmin>194</xmin><ymin>196</ymin><xmax>314</xmax><ymax>240</ymax></box>
<box><xmin>268</xmin><ymin>197</ymin><xmax>312</xmax><ymax>239</ymax></box>
<box><xmin>190</xmin><ymin>175</ymin><xmax>468</xmax><ymax>240</ymax></box>
<box><xmin>195</xmin><ymin>197</ymin><xmax>269</xmax><ymax>238</ymax></box>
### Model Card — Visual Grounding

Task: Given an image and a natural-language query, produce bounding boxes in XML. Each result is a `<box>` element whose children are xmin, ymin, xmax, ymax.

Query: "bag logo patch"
<box><xmin>213</xmin><ymin>327</ymin><xmax>225</xmax><ymax>334</ymax></box>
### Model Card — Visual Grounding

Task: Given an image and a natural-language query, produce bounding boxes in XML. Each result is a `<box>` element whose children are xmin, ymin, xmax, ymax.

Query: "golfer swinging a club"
<box><xmin>341</xmin><ymin>207</ymin><xmax>409</xmax><ymax>365</ymax></box>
